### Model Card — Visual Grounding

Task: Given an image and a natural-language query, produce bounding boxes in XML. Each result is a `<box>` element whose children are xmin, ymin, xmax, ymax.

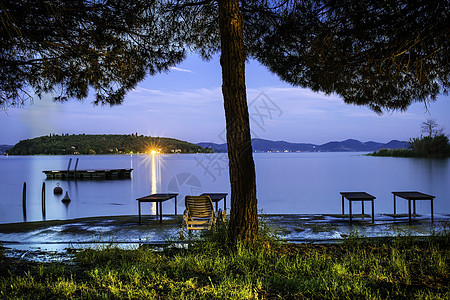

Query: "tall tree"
<box><xmin>218</xmin><ymin>0</ymin><xmax>258</xmax><ymax>242</ymax></box>
<box><xmin>1</xmin><ymin>0</ymin><xmax>449</xmax><ymax>243</ymax></box>
<box><xmin>421</xmin><ymin>119</ymin><xmax>444</xmax><ymax>137</ymax></box>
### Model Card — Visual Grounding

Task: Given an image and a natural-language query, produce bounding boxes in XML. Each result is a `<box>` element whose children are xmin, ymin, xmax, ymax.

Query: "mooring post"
<box><xmin>74</xmin><ymin>157</ymin><xmax>79</xmax><ymax>178</ymax></box>
<box><xmin>22</xmin><ymin>182</ymin><xmax>27</xmax><ymax>221</ymax></box>
<box><xmin>42</xmin><ymin>182</ymin><xmax>46</xmax><ymax>218</ymax></box>
<box><xmin>66</xmin><ymin>158</ymin><xmax>72</xmax><ymax>178</ymax></box>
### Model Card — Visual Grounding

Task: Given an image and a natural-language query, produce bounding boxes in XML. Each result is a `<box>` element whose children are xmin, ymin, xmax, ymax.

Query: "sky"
<box><xmin>1</xmin><ymin>54</ymin><xmax>449</xmax><ymax>146</ymax></box>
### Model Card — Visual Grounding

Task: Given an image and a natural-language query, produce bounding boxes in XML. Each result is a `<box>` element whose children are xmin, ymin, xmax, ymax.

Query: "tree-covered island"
<box><xmin>6</xmin><ymin>134</ymin><xmax>213</xmax><ymax>155</ymax></box>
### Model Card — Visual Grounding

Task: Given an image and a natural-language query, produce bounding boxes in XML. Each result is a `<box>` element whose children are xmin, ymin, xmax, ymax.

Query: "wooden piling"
<box><xmin>67</xmin><ymin>158</ymin><xmax>72</xmax><ymax>177</ymax></box>
<box><xmin>42</xmin><ymin>182</ymin><xmax>46</xmax><ymax>218</ymax></box>
<box><xmin>22</xmin><ymin>182</ymin><xmax>26</xmax><ymax>221</ymax></box>
<box><xmin>74</xmin><ymin>157</ymin><xmax>79</xmax><ymax>177</ymax></box>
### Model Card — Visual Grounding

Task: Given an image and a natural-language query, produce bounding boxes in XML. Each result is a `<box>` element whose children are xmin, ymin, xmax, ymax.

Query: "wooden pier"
<box><xmin>43</xmin><ymin>168</ymin><xmax>133</xmax><ymax>179</ymax></box>
<box><xmin>43</xmin><ymin>157</ymin><xmax>132</xmax><ymax>180</ymax></box>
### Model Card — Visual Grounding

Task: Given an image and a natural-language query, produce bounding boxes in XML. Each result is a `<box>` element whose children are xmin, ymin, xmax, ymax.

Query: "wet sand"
<box><xmin>1</xmin><ymin>213</ymin><xmax>448</xmax><ymax>252</ymax></box>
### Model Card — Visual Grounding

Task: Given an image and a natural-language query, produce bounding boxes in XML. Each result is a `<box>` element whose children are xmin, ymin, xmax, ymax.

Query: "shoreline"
<box><xmin>1</xmin><ymin>213</ymin><xmax>448</xmax><ymax>252</ymax></box>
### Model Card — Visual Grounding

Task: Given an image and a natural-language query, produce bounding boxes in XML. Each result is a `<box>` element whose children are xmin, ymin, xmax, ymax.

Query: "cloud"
<box><xmin>130</xmin><ymin>87</ymin><xmax>165</xmax><ymax>95</ymax></box>
<box><xmin>169</xmin><ymin>67</ymin><xmax>195</xmax><ymax>73</ymax></box>
<box><xmin>127</xmin><ymin>86</ymin><xmax>223</xmax><ymax>107</ymax></box>
<box><xmin>250</xmin><ymin>86</ymin><xmax>341</xmax><ymax>102</ymax></box>
<box><xmin>245</xmin><ymin>86</ymin><xmax>347</xmax><ymax>119</ymax></box>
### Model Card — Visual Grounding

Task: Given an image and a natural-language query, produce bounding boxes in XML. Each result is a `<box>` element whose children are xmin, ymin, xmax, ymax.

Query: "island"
<box><xmin>369</xmin><ymin>135</ymin><xmax>450</xmax><ymax>158</ymax></box>
<box><xmin>6</xmin><ymin>134</ymin><xmax>213</xmax><ymax>155</ymax></box>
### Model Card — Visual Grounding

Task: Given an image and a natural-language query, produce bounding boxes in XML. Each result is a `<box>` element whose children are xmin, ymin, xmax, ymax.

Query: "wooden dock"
<box><xmin>42</xmin><ymin>158</ymin><xmax>132</xmax><ymax>179</ymax></box>
<box><xmin>43</xmin><ymin>168</ymin><xmax>133</xmax><ymax>180</ymax></box>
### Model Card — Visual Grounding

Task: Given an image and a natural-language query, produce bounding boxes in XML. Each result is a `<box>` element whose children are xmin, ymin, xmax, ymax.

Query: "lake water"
<box><xmin>0</xmin><ymin>153</ymin><xmax>449</xmax><ymax>224</ymax></box>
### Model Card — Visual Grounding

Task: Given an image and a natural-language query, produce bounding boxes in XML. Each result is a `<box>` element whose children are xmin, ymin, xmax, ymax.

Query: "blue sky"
<box><xmin>1</xmin><ymin>54</ymin><xmax>449</xmax><ymax>146</ymax></box>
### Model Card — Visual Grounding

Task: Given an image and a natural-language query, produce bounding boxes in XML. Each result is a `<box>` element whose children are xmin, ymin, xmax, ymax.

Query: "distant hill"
<box><xmin>252</xmin><ymin>139</ymin><xmax>317</xmax><ymax>152</ymax></box>
<box><xmin>7</xmin><ymin>134</ymin><xmax>213</xmax><ymax>155</ymax></box>
<box><xmin>0</xmin><ymin>145</ymin><xmax>13</xmax><ymax>154</ymax></box>
<box><xmin>197</xmin><ymin>138</ymin><xmax>409</xmax><ymax>153</ymax></box>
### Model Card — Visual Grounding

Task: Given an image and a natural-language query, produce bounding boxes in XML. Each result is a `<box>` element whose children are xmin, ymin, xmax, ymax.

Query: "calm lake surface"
<box><xmin>0</xmin><ymin>153</ymin><xmax>449</xmax><ymax>224</ymax></box>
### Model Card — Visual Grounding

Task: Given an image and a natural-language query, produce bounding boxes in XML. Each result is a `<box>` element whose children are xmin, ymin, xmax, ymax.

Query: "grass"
<box><xmin>369</xmin><ymin>148</ymin><xmax>419</xmax><ymax>157</ymax></box>
<box><xmin>0</xmin><ymin>224</ymin><xmax>449</xmax><ymax>299</ymax></box>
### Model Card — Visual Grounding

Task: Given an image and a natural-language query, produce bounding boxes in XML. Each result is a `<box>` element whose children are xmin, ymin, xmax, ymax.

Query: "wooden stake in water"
<box><xmin>42</xmin><ymin>182</ymin><xmax>46</xmax><ymax>218</ymax></box>
<box><xmin>22</xmin><ymin>182</ymin><xmax>27</xmax><ymax>221</ymax></box>
<box><xmin>67</xmin><ymin>158</ymin><xmax>72</xmax><ymax>178</ymax></box>
<box><xmin>74</xmin><ymin>157</ymin><xmax>79</xmax><ymax>178</ymax></box>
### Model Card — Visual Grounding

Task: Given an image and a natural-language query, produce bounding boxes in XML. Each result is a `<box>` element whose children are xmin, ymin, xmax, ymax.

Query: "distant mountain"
<box><xmin>197</xmin><ymin>141</ymin><xmax>229</xmax><ymax>153</ymax></box>
<box><xmin>0</xmin><ymin>145</ymin><xmax>13</xmax><ymax>154</ymax></box>
<box><xmin>252</xmin><ymin>139</ymin><xmax>316</xmax><ymax>152</ymax></box>
<box><xmin>197</xmin><ymin>138</ymin><xmax>409</xmax><ymax>153</ymax></box>
<box><xmin>383</xmin><ymin>140</ymin><xmax>410</xmax><ymax>149</ymax></box>
<box><xmin>318</xmin><ymin>139</ymin><xmax>383</xmax><ymax>152</ymax></box>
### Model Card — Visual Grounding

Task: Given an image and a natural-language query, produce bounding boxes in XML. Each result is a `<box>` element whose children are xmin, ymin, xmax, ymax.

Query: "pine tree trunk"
<box><xmin>218</xmin><ymin>0</ymin><xmax>258</xmax><ymax>243</ymax></box>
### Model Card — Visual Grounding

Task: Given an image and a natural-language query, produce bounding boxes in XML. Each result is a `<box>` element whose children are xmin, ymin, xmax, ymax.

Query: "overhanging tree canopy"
<box><xmin>0</xmin><ymin>0</ymin><xmax>185</xmax><ymax>108</ymax></box>
<box><xmin>248</xmin><ymin>0</ymin><xmax>449</xmax><ymax>113</ymax></box>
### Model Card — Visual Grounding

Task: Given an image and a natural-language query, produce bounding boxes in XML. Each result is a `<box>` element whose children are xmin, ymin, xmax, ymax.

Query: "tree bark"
<box><xmin>218</xmin><ymin>0</ymin><xmax>258</xmax><ymax>243</ymax></box>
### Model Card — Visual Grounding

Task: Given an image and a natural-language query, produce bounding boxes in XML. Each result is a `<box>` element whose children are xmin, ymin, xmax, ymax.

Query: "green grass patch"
<box><xmin>369</xmin><ymin>148</ymin><xmax>418</xmax><ymax>157</ymax></box>
<box><xmin>0</xmin><ymin>228</ymin><xmax>449</xmax><ymax>299</ymax></box>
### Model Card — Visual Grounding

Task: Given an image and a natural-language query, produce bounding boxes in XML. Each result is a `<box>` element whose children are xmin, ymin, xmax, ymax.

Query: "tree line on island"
<box><xmin>6</xmin><ymin>134</ymin><xmax>213</xmax><ymax>155</ymax></box>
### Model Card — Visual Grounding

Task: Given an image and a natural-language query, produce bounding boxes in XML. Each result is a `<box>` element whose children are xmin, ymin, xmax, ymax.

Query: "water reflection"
<box><xmin>422</xmin><ymin>158</ymin><xmax>448</xmax><ymax>190</ymax></box>
<box><xmin>66</xmin><ymin>179</ymin><xmax>78</xmax><ymax>219</ymax></box>
<box><xmin>151</xmin><ymin>153</ymin><xmax>157</xmax><ymax>214</ymax></box>
<box><xmin>407</xmin><ymin>157</ymin><xmax>449</xmax><ymax>213</ymax></box>
<box><xmin>140</xmin><ymin>152</ymin><xmax>162</xmax><ymax>215</ymax></box>
<box><xmin>62</xmin><ymin>192</ymin><xmax>71</xmax><ymax>217</ymax></box>
<box><xmin>151</xmin><ymin>153</ymin><xmax>158</xmax><ymax>194</ymax></box>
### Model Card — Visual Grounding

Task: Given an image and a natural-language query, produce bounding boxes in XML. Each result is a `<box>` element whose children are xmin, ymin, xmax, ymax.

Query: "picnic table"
<box><xmin>392</xmin><ymin>191</ymin><xmax>435</xmax><ymax>223</ymax></box>
<box><xmin>200</xmin><ymin>193</ymin><xmax>228</xmax><ymax>212</ymax></box>
<box><xmin>136</xmin><ymin>193</ymin><xmax>178</xmax><ymax>224</ymax></box>
<box><xmin>340</xmin><ymin>192</ymin><xmax>375</xmax><ymax>224</ymax></box>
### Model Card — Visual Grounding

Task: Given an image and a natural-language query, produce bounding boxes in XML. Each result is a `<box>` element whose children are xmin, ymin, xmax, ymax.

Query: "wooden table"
<box><xmin>200</xmin><ymin>193</ymin><xmax>228</xmax><ymax>212</ymax></box>
<box><xmin>340</xmin><ymin>192</ymin><xmax>375</xmax><ymax>224</ymax></box>
<box><xmin>136</xmin><ymin>193</ymin><xmax>178</xmax><ymax>224</ymax></box>
<box><xmin>392</xmin><ymin>191</ymin><xmax>435</xmax><ymax>223</ymax></box>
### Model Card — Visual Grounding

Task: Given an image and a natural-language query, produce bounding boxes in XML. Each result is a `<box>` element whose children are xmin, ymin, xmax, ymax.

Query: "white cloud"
<box><xmin>127</xmin><ymin>86</ymin><xmax>223</xmax><ymax>108</ymax></box>
<box><xmin>169</xmin><ymin>67</ymin><xmax>195</xmax><ymax>73</ymax></box>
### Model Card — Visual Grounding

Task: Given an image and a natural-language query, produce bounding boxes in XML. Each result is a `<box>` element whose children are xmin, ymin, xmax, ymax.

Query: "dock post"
<box><xmin>74</xmin><ymin>157</ymin><xmax>79</xmax><ymax>178</ymax></box>
<box><xmin>42</xmin><ymin>182</ymin><xmax>46</xmax><ymax>218</ymax></box>
<box><xmin>67</xmin><ymin>158</ymin><xmax>72</xmax><ymax>178</ymax></box>
<box><xmin>22</xmin><ymin>182</ymin><xmax>27</xmax><ymax>221</ymax></box>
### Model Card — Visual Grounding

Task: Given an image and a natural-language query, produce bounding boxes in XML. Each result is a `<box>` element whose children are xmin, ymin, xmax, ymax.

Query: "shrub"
<box><xmin>410</xmin><ymin>134</ymin><xmax>450</xmax><ymax>157</ymax></box>
<box><xmin>370</xmin><ymin>135</ymin><xmax>450</xmax><ymax>158</ymax></box>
